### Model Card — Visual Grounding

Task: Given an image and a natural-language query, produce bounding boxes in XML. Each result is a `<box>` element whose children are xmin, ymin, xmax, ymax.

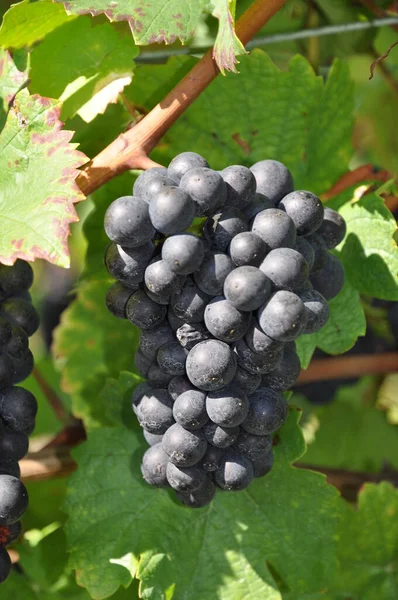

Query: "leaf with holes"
<box><xmin>64</xmin><ymin>410</ymin><xmax>341</xmax><ymax>599</ymax></box>
<box><xmin>0</xmin><ymin>57</ymin><xmax>88</xmax><ymax>266</ymax></box>
<box><xmin>55</xmin><ymin>0</ymin><xmax>244</xmax><ymax>72</ymax></box>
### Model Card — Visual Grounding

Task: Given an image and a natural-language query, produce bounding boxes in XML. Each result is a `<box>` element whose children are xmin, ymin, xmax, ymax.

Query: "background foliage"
<box><xmin>0</xmin><ymin>0</ymin><xmax>398</xmax><ymax>599</ymax></box>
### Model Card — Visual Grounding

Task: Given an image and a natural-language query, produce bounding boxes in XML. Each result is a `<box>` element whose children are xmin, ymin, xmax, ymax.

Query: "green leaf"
<box><xmin>302</xmin><ymin>378</ymin><xmax>398</xmax><ymax>472</ymax></box>
<box><xmin>0</xmin><ymin>0</ymin><xmax>75</xmax><ymax>49</ymax></box>
<box><xmin>100</xmin><ymin>371</ymin><xmax>142</xmax><ymax>427</ymax></box>
<box><xmin>29</xmin><ymin>17</ymin><xmax>138</xmax><ymax>121</ymax></box>
<box><xmin>52</xmin><ymin>279</ymin><xmax>140</xmax><ymax>428</ymax></box>
<box><xmin>0</xmin><ymin>56</ymin><xmax>88</xmax><ymax>267</ymax></box>
<box><xmin>18</xmin><ymin>525</ymin><xmax>67</xmax><ymax>589</ymax></box>
<box><xmin>54</xmin><ymin>0</ymin><xmax>243</xmax><ymax>72</ymax></box>
<box><xmin>0</xmin><ymin>48</ymin><xmax>28</xmax><ymax>129</ymax></box>
<box><xmin>296</xmin><ymin>279</ymin><xmax>366</xmax><ymax>368</ymax></box>
<box><xmin>2</xmin><ymin>571</ymin><xmax>38</xmax><ymax>600</ymax></box>
<box><xmin>335</xmin><ymin>482</ymin><xmax>398</xmax><ymax>599</ymax></box>
<box><xmin>65</xmin><ymin>410</ymin><xmax>341</xmax><ymax>599</ymax></box>
<box><xmin>338</xmin><ymin>192</ymin><xmax>398</xmax><ymax>300</ymax></box>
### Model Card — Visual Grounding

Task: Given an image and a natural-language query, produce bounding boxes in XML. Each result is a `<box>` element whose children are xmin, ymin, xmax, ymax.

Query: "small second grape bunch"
<box><xmin>0</xmin><ymin>260</ymin><xmax>39</xmax><ymax>582</ymax></box>
<box><xmin>104</xmin><ymin>153</ymin><xmax>346</xmax><ymax>508</ymax></box>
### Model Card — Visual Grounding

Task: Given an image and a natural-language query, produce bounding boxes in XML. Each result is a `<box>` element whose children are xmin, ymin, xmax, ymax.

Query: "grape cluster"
<box><xmin>0</xmin><ymin>260</ymin><xmax>39</xmax><ymax>582</ymax></box>
<box><xmin>104</xmin><ymin>153</ymin><xmax>346</xmax><ymax>508</ymax></box>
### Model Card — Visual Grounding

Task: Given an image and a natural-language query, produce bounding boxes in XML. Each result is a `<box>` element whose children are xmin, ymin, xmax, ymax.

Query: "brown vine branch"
<box><xmin>76</xmin><ymin>0</ymin><xmax>288</xmax><ymax>196</ymax></box>
<box><xmin>321</xmin><ymin>163</ymin><xmax>392</xmax><ymax>200</ymax></box>
<box><xmin>297</xmin><ymin>352</ymin><xmax>398</xmax><ymax>384</ymax></box>
<box><xmin>32</xmin><ymin>367</ymin><xmax>70</xmax><ymax>423</ymax></box>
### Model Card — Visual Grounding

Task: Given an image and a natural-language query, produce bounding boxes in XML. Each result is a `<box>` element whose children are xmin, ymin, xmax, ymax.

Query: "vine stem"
<box><xmin>32</xmin><ymin>367</ymin><xmax>70</xmax><ymax>423</ymax></box>
<box><xmin>298</xmin><ymin>352</ymin><xmax>398</xmax><ymax>383</ymax></box>
<box><xmin>76</xmin><ymin>0</ymin><xmax>288</xmax><ymax>196</ymax></box>
<box><xmin>321</xmin><ymin>163</ymin><xmax>392</xmax><ymax>200</ymax></box>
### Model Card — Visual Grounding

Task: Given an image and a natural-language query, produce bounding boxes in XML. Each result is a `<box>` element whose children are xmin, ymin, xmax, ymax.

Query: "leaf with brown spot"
<box><xmin>0</xmin><ymin>54</ymin><xmax>88</xmax><ymax>267</ymax></box>
<box><xmin>0</xmin><ymin>48</ymin><xmax>28</xmax><ymax>130</ymax></box>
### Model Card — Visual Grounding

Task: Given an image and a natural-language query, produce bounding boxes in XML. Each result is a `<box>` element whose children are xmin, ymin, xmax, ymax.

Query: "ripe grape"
<box><xmin>105</xmin><ymin>242</ymin><xmax>154</xmax><ymax>288</ymax></box>
<box><xmin>317</xmin><ymin>208</ymin><xmax>346</xmax><ymax>249</ymax></box>
<box><xmin>223</xmin><ymin>266</ymin><xmax>271</xmax><ymax>311</ymax></box>
<box><xmin>0</xmin><ymin>386</ymin><xmax>37</xmax><ymax>432</ymax></box>
<box><xmin>172</xmin><ymin>389</ymin><xmax>208</xmax><ymax>430</ymax></box>
<box><xmin>250</xmin><ymin>160</ymin><xmax>294</xmax><ymax>205</ymax></box>
<box><xmin>126</xmin><ymin>289</ymin><xmax>167</xmax><ymax>329</ymax></box>
<box><xmin>228</xmin><ymin>231</ymin><xmax>267</xmax><ymax>267</ymax></box>
<box><xmin>204</xmin><ymin>296</ymin><xmax>251</xmax><ymax>343</ymax></box>
<box><xmin>139</xmin><ymin>321</ymin><xmax>174</xmax><ymax>360</ymax></box>
<box><xmin>310</xmin><ymin>253</ymin><xmax>345</xmax><ymax>300</ymax></box>
<box><xmin>251</xmin><ymin>209</ymin><xmax>296</xmax><ymax>251</ymax></box>
<box><xmin>204</xmin><ymin>207</ymin><xmax>248</xmax><ymax>251</ymax></box>
<box><xmin>279</xmin><ymin>190</ymin><xmax>324</xmax><ymax>236</ymax></box>
<box><xmin>221</xmin><ymin>165</ymin><xmax>256</xmax><ymax>209</ymax></box>
<box><xmin>136</xmin><ymin>389</ymin><xmax>174</xmax><ymax>434</ymax></box>
<box><xmin>176</xmin><ymin>475</ymin><xmax>216</xmax><ymax>508</ymax></box>
<box><xmin>215</xmin><ymin>450</ymin><xmax>254</xmax><ymax>491</ymax></box>
<box><xmin>258</xmin><ymin>290</ymin><xmax>307</xmax><ymax>342</ymax></box>
<box><xmin>166</xmin><ymin>462</ymin><xmax>206</xmax><ymax>492</ymax></box>
<box><xmin>168</xmin><ymin>152</ymin><xmax>209</xmax><ymax>183</ymax></box>
<box><xmin>259</xmin><ymin>248</ymin><xmax>309</xmax><ymax>292</ymax></box>
<box><xmin>242</xmin><ymin>387</ymin><xmax>287</xmax><ymax>435</ymax></box>
<box><xmin>179</xmin><ymin>167</ymin><xmax>226</xmax><ymax>216</ymax></box>
<box><xmin>0</xmin><ymin>475</ymin><xmax>28</xmax><ymax>525</ymax></box>
<box><xmin>162</xmin><ymin>423</ymin><xmax>207</xmax><ymax>467</ymax></box>
<box><xmin>141</xmin><ymin>444</ymin><xmax>169</xmax><ymax>487</ymax></box>
<box><xmin>157</xmin><ymin>342</ymin><xmax>189</xmax><ymax>376</ymax></box>
<box><xmin>162</xmin><ymin>234</ymin><xmax>205</xmax><ymax>275</ymax></box>
<box><xmin>0</xmin><ymin>548</ymin><xmax>11</xmax><ymax>583</ymax></box>
<box><xmin>170</xmin><ymin>278</ymin><xmax>210</xmax><ymax>323</ymax></box>
<box><xmin>104</xmin><ymin>196</ymin><xmax>155</xmax><ymax>248</ymax></box>
<box><xmin>105</xmin><ymin>282</ymin><xmax>133</xmax><ymax>319</ymax></box>
<box><xmin>206</xmin><ymin>384</ymin><xmax>249</xmax><ymax>427</ymax></box>
<box><xmin>262</xmin><ymin>344</ymin><xmax>301</xmax><ymax>390</ymax></box>
<box><xmin>203</xmin><ymin>422</ymin><xmax>239</xmax><ymax>448</ymax></box>
<box><xmin>149</xmin><ymin>187</ymin><xmax>195</xmax><ymax>234</ymax></box>
<box><xmin>186</xmin><ymin>339</ymin><xmax>237</xmax><ymax>391</ymax></box>
<box><xmin>194</xmin><ymin>251</ymin><xmax>234</xmax><ymax>296</ymax></box>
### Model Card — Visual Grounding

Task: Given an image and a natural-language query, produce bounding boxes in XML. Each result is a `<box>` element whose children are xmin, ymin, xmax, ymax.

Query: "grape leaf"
<box><xmin>337</xmin><ymin>191</ymin><xmax>398</xmax><ymax>301</ymax></box>
<box><xmin>52</xmin><ymin>279</ymin><xmax>140</xmax><ymax>429</ymax></box>
<box><xmin>0</xmin><ymin>48</ymin><xmax>28</xmax><ymax>129</ymax></box>
<box><xmin>2</xmin><ymin>572</ymin><xmax>38</xmax><ymax>600</ymax></box>
<box><xmin>64</xmin><ymin>410</ymin><xmax>341</xmax><ymax>599</ymax></box>
<box><xmin>29</xmin><ymin>17</ymin><xmax>138</xmax><ymax>121</ymax></box>
<box><xmin>335</xmin><ymin>482</ymin><xmax>398</xmax><ymax>599</ymax></box>
<box><xmin>0</xmin><ymin>54</ymin><xmax>88</xmax><ymax>267</ymax></box>
<box><xmin>296</xmin><ymin>279</ymin><xmax>366</xmax><ymax>369</ymax></box>
<box><xmin>303</xmin><ymin>377</ymin><xmax>398</xmax><ymax>472</ymax></box>
<box><xmin>100</xmin><ymin>371</ymin><xmax>142</xmax><ymax>427</ymax></box>
<box><xmin>0</xmin><ymin>0</ymin><xmax>75</xmax><ymax>49</ymax></box>
<box><xmin>55</xmin><ymin>0</ymin><xmax>244</xmax><ymax>72</ymax></box>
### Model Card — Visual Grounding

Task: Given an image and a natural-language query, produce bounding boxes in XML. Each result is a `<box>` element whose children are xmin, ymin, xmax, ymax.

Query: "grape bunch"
<box><xmin>104</xmin><ymin>153</ymin><xmax>346</xmax><ymax>508</ymax></box>
<box><xmin>0</xmin><ymin>260</ymin><xmax>39</xmax><ymax>582</ymax></box>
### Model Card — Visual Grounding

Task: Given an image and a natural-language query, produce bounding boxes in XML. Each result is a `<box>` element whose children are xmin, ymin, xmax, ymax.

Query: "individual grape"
<box><xmin>139</xmin><ymin>321</ymin><xmax>174</xmax><ymax>360</ymax></box>
<box><xmin>22</xmin><ymin>420</ymin><xmax>35</xmax><ymax>437</ymax></box>
<box><xmin>176</xmin><ymin>323</ymin><xmax>210</xmax><ymax>350</ymax></box>
<box><xmin>228</xmin><ymin>231</ymin><xmax>267</xmax><ymax>267</ymax></box>
<box><xmin>143</xmin><ymin>430</ymin><xmax>163</xmax><ymax>446</ymax></box>
<box><xmin>259</xmin><ymin>248</ymin><xmax>309</xmax><ymax>292</ymax></box>
<box><xmin>141</xmin><ymin>443</ymin><xmax>169</xmax><ymax>487</ymax></box>
<box><xmin>203</xmin><ymin>422</ymin><xmax>239</xmax><ymax>448</ymax></box>
<box><xmin>0</xmin><ymin>387</ymin><xmax>38</xmax><ymax>432</ymax></box>
<box><xmin>167</xmin><ymin>307</ymin><xmax>186</xmax><ymax>331</ymax></box>
<box><xmin>157</xmin><ymin>342</ymin><xmax>189</xmax><ymax>376</ymax></box>
<box><xmin>0</xmin><ymin>318</ymin><xmax>12</xmax><ymax>348</ymax></box>
<box><xmin>132</xmin><ymin>382</ymin><xmax>153</xmax><ymax>414</ymax></box>
<box><xmin>0</xmin><ymin>548</ymin><xmax>11</xmax><ymax>583</ymax></box>
<box><xmin>0</xmin><ymin>355</ymin><xmax>13</xmax><ymax>389</ymax></box>
<box><xmin>201</xmin><ymin>446</ymin><xmax>224</xmax><ymax>471</ymax></box>
<box><xmin>1</xmin><ymin>521</ymin><xmax>22</xmax><ymax>546</ymax></box>
<box><xmin>310</xmin><ymin>254</ymin><xmax>345</xmax><ymax>300</ymax></box>
<box><xmin>243</xmin><ymin>192</ymin><xmax>274</xmax><ymax>221</ymax></box>
<box><xmin>134</xmin><ymin>349</ymin><xmax>152</xmax><ymax>378</ymax></box>
<box><xmin>126</xmin><ymin>289</ymin><xmax>167</xmax><ymax>329</ymax></box>
<box><xmin>245</xmin><ymin>320</ymin><xmax>283</xmax><ymax>357</ymax></box>
<box><xmin>242</xmin><ymin>387</ymin><xmax>287</xmax><ymax>435</ymax></box>
<box><xmin>168</xmin><ymin>152</ymin><xmax>209</xmax><ymax>183</ymax></box>
<box><xmin>250</xmin><ymin>160</ymin><xmax>294</xmax><ymax>205</ymax></box>
<box><xmin>166</xmin><ymin>462</ymin><xmax>206</xmax><ymax>493</ymax></box>
<box><xmin>133</xmin><ymin>167</ymin><xmax>169</xmax><ymax>197</ymax></box>
<box><xmin>206</xmin><ymin>384</ymin><xmax>249</xmax><ymax>427</ymax></box>
<box><xmin>215</xmin><ymin>450</ymin><xmax>253</xmax><ymax>491</ymax></box>
<box><xmin>104</xmin><ymin>196</ymin><xmax>155</xmax><ymax>247</ymax></box>
<box><xmin>221</xmin><ymin>165</ymin><xmax>256</xmax><ymax>209</ymax></box>
<box><xmin>262</xmin><ymin>344</ymin><xmax>301</xmax><ymax>390</ymax></box>
<box><xmin>144</xmin><ymin>259</ymin><xmax>185</xmax><ymax>298</ymax></box>
<box><xmin>168</xmin><ymin>375</ymin><xmax>193</xmax><ymax>401</ymax></box>
<box><xmin>301</xmin><ymin>289</ymin><xmax>329</xmax><ymax>333</ymax></box>
<box><xmin>0</xmin><ymin>298</ymin><xmax>39</xmax><ymax>337</ymax></box>
<box><xmin>252</xmin><ymin>449</ymin><xmax>274</xmax><ymax>477</ymax></box>
<box><xmin>171</xmin><ymin>278</ymin><xmax>211</xmax><ymax>323</ymax></box>
<box><xmin>0</xmin><ymin>475</ymin><xmax>28</xmax><ymax>525</ymax></box>
<box><xmin>135</xmin><ymin>389</ymin><xmax>174</xmax><ymax>434</ymax></box>
<box><xmin>204</xmin><ymin>207</ymin><xmax>248</xmax><ymax>251</ymax></box>
<box><xmin>258</xmin><ymin>290</ymin><xmax>307</xmax><ymax>342</ymax></box>
<box><xmin>0</xmin><ymin>459</ymin><xmax>20</xmax><ymax>478</ymax></box>
<box><xmin>232</xmin><ymin>366</ymin><xmax>261</xmax><ymax>396</ymax></box>
<box><xmin>295</xmin><ymin>237</ymin><xmax>315</xmax><ymax>271</ymax></box>
<box><xmin>180</xmin><ymin>167</ymin><xmax>227</xmax><ymax>216</ymax></box>
<box><xmin>145</xmin><ymin>287</ymin><xmax>170</xmax><ymax>306</ymax></box>
<box><xmin>146</xmin><ymin>363</ymin><xmax>174</xmax><ymax>386</ymax></box>
<box><xmin>223</xmin><ymin>266</ymin><xmax>272</xmax><ymax>312</ymax></box>
<box><xmin>251</xmin><ymin>208</ymin><xmax>297</xmax><ymax>252</ymax></box>
<box><xmin>149</xmin><ymin>187</ymin><xmax>195</xmax><ymax>234</ymax></box>
<box><xmin>104</xmin><ymin>242</ymin><xmax>154</xmax><ymax>288</ymax></box>
<box><xmin>162</xmin><ymin>423</ymin><xmax>207</xmax><ymax>467</ymax></box>
<box><xmin>162</xmin><ymin>234</ymin><xmax>205</xmax><ymax>275</ymax></box>
<box><xmin>317</xmin><ymin>208</ymin><xmax>346</xmax><ymax>249</ymax></box>
<box><xmin>10</xmin><ymin>348</ymin><xmax>33</xmax><ymax>385</ymax></box>
<box><xmin>177</xmin><ymin>475</ymin><xmax>216</xmax><ymax>508</ymax></box>
<box><xmin>186</xmin><ymin>339</ymin><xmax>237</xmax><ymax>391</ymax></box>
<box><xmin>194</xmin><ymin>251</ymin><xmax>234</xmax><ymax>296</ymax></box>
<box><xmin>279</xmin><ymin>190</ymin><xmax>324</xmax><ymax>236</ymax></box>
<box><xmin>204</xmin><ymin>296</ymin><xmax>251</xmax><ymax>343</ymax></box>
<box><xmin>307</xmin><ymin>234</ymin><xmax>328</xmax><ymax>272</ymax></box>
<box><xmin>0</xmin><ymin>429</ymin><xmax>29</xmax><ymax>460</ymax></box>
<box><xmin>233</xmin><ymin>429</ymin><xmax>272</xmax><ymax>462</ymax></box>
<box><xmin>172</xmin><ymin>389</ymin><xmax>208</xmax><ymax>430</ymax></box>
<box><xmin>105</xmin><ymin>282</ymin><xmax>133</xmax><ymax>319</ymax></box>
<box><xmin>138</xmin><ymin>174</ymin><xmax>176</xmax><ymax>204</ymax></box>
<box><xmin>0</xmin><ymin>260</ymin><xmax>33</xmax><ymax>296</ymax></box>
<box><xmin>233</xmin><ymin>338</ymin><xmax>281</xmax><ymax>375</ymax></box>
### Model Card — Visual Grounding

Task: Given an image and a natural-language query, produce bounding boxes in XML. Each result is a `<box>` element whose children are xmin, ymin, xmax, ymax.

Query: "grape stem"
<box><xmin>321</xmin><ymin>163</ymin><xmax>392</xmax><ymax>200</ymax></box>
<box><xmin>75</xmin><ymin>0</ymin><xmax>288</xmax><ymax>196</ymax></box>
<box><xmin>297</xmin><ymin>352</ymin><xmax>398</xmax><ymax>383</ymax></box>
<box><xmin>32</xmin><ymin>367</ymin><xmax>70</xmax><ymax>423</ymax></box>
